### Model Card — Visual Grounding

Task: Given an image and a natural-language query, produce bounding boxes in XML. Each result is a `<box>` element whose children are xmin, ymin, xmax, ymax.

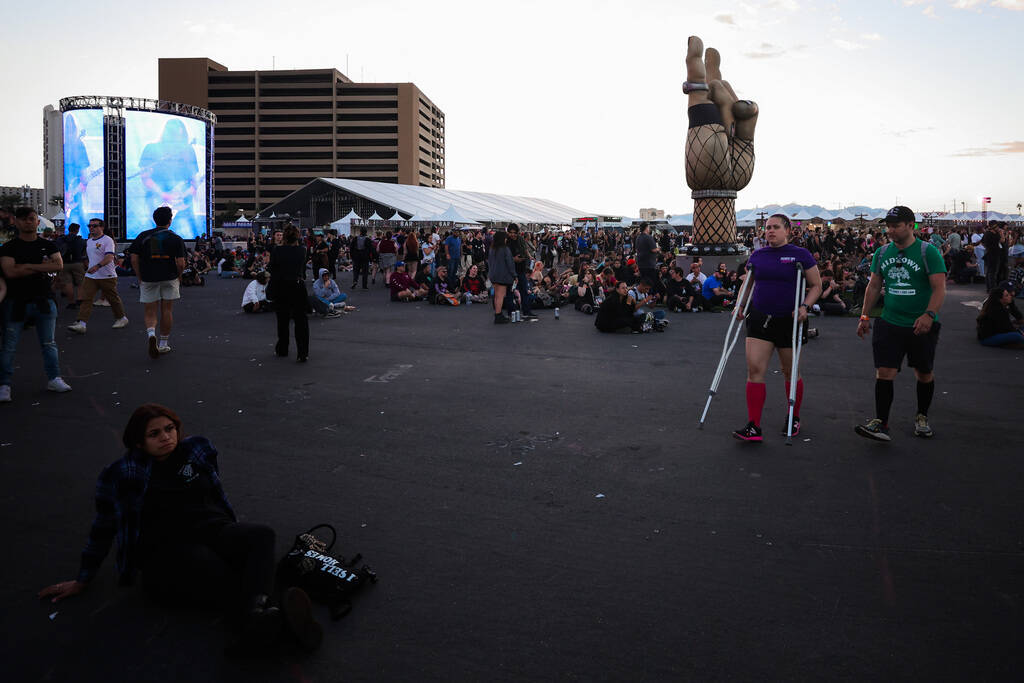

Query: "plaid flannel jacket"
<box><xmin>76</xmin><ymin>436</ymin><xmax>236</xmax><ymax>585</ymax></box>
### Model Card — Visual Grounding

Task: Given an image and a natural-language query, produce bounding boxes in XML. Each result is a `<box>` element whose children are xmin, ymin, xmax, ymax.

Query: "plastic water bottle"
<box><xmin>554</xmin><ymin>307</ymin><xmax>560</xmax><ymax>319</ymax></box>
<box><xmin>465</xmin><ymin>292</ymin><xmax>472</xmax><ymax>306</ymax></box>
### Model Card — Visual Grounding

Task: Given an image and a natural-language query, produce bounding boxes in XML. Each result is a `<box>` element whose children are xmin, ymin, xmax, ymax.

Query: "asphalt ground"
<box><xmin>1</xmin><ymin>274</ymin><xmax>1022</xmax><ymax>682</ymax></box>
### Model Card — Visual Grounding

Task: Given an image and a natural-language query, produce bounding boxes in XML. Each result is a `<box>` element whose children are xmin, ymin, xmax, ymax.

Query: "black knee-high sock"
<box><xmin>875</xmin><ymin>379</ymin><xmax>894</xmax><ymax>425</ymax></box>
<box><xmin>916</xmin><ymin>380</ymin><xmax>935</xmax><ymax>416</ymax></box>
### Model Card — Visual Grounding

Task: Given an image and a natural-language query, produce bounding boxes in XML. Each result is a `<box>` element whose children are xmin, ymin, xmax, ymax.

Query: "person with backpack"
<box><xmin>55</xmin><ymin>222</ymin><xmax>88</xmax><ymax>309</ymax></box>
<box><xmin>855</xmin><ymin>206</ymin><xmax>947</xmax><ymax>442</ymax></box>
<box><xmin>127</xmin><ymin>207</ymin><xmax>186</xmax><ymax>359</ymax></box>
<box><xmin>350</xmin><ymin>227</ymin><xmax>373</xmax><ymax>290</ymax></box>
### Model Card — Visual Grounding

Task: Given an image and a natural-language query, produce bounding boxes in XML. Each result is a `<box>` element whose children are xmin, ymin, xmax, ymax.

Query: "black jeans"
<box><xmin>275</xmin><ymin>290</ymin><xmax>310</xmax><ymax>357</ymax></box>
<box><xmin>352</xmin><ymin>259</ymin><xmax>369</xmax><ymax>288</ymax></box>
<box><xmin>141</xmin><ymin>522</ymin><xmax>276</xmax><ymax>618</ymax></box>
<box><xmin>515</xmin><ymin>269</ymin><xmax>533</xmax><ymax>315</ymax></box>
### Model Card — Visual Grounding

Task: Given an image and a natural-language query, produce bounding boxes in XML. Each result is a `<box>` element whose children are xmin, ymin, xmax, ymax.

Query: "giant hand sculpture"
<box><xmin>684</xmin><ymin>36</ymin><xmax>759</xmax><ymax>253</ymax></box>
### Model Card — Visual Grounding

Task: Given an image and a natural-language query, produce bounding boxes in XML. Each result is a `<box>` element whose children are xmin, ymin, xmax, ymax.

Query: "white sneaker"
<box><xmin>112</xmin><ymin>317</ymin><xmax>129</xmax><ymax>329</ymax></box>
<box><xmin>47</xmin><ymin>377</ymin><xmax>72</xmax><ymax>393</ymax></box>
<box><xmin>0</xmin><ymin>385</ymin><xmax>10</xmax><ymax>402</ymax></box>
<box><xmin>94</xmin><ymin>299</ymin><xmax>111</xmax><ymax>307</ymax></box>
<box><xmin>328</xmin><ymin>303</ymin><xmax>336</xmax><ymax>312</ymax></box>
<box><xmin>157</xmin><ymin>344</ymin><xmax>171</xmax><ymax>354</ymax></box>
<box><xmin>67</xmin><ymin>321</ymin><xmax>87</xmax><ymax>334</ymax></box>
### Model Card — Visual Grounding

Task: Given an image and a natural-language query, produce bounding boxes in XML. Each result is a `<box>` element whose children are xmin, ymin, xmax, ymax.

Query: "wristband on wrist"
<box><xmin>859</xmin><ymin>315</ymin><xmax>870</xmax><ymax>321</ymax></box>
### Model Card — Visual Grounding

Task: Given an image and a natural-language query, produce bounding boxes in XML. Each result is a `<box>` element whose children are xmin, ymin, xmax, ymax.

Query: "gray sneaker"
<box><xmin>67</xmin><ymin>321</ymin><xmax>87</xmax><ymax>334</ymax></box>
<box><xmin>914</xmin><ymin>413</ymin><xmax>934</xmax><ymax>438</ymax></box>
<box><xmin>855</xmin><ymin>418</ymin><xmax>891</xmax><ymax>442</ymax></box>
<box><xmin>46</xmin><ymin>377</ymin><xmax>72</xmax><ymax>393</ymax></box>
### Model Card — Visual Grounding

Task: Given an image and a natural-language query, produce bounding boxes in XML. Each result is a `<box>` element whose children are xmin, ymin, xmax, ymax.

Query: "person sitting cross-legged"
<box><xmin>312</xmin><ymin>268</ymin><xmax>350</xmax><ymax>313</ymax></box>
<box><xmin>388</xmin><ymin>261</ymin><xmax>427</xmax><ymax>302</ymax></box>
<box><xmin>431</xmin><ymin>265</ymin><xmax>461</xmax><ymax>305</ymax></box>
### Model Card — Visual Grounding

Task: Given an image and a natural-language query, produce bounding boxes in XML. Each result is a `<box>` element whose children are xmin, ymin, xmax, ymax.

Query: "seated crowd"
<box><xmin>128</xmin><ymin>215</ymin><xmax>1024</xmax><ymax>342</ymax></box>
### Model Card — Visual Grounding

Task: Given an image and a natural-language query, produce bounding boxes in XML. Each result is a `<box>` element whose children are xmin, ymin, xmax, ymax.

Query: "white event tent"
<box><xmin>329</xmin><ymin>209</ymin><xmax>361</xmax><ymax>235</ymax></box>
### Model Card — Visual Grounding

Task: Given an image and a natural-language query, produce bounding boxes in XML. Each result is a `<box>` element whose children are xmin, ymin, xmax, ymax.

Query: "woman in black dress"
<box><xmin>268</xmin><ymin>225</ymin><xmax>310</xmax><ymax>362</ymax></box>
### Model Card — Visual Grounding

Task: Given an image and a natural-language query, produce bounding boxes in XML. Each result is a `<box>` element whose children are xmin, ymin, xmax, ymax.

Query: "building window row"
<box><xmin>338</xmin><ymin>87</ymin><xmax>398</xmax><ymax>96</ymax></box>
<box><xmin>257</xmin><ymin>73</ymin><xmax>333</xmax><ymax>84</ymax></box>
<box><xmin>336</xmin><ymin>126</ymin><xmax>398</xmax><ymax>134</ymax></box>
<box><xmin>259</xmin><ymin>164</ymin><xmax>334</xmax><ymax>173</ymax></box>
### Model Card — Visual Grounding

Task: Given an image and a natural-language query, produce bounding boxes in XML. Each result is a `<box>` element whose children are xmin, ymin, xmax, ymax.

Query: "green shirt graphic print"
<box><xmin>870</xmin><ymin>238</ymin><xmax>947</xmax><ymax>327</ymax></box>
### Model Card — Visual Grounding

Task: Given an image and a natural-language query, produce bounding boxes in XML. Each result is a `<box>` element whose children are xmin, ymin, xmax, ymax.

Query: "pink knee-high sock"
<box><xmin>746</xmin><ymin>382</ymin><xmax>767</xmax><ymax>427</ymax></box>
<box><xmin>784</xmin><ymin>379</ymin><xmax>804</xmax><ymax>417</ymax></box>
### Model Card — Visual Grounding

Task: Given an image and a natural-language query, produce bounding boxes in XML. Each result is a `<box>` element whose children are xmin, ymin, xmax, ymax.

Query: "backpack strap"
<box><xmin>920</xmin><ymin>239</ymin><xmax>931</xmax><ymax>276</ymax></box>
<box><xmin>871</xmin><ymin>243</ymin><xmax>897</xmax><ymax>276</ymax></box>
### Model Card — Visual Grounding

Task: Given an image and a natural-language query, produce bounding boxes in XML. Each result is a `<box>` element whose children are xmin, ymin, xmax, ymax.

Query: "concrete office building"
<box><xmin>158</xmin><ymin>58</ymin><xmax>445</xmax><ymax>215</ymax></box>
<box><xmin>0</xmin><ymin>185</ymin><xmax>46</xmax><ymax>214</ymax></box>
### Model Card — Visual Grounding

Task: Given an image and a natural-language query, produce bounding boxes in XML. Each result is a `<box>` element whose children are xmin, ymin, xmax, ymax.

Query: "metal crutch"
<box><xmin>785</xmin><ymin>263</ymin><xmax>806</xmax><ymax>445</ymax></box>
<box><xmin>698</xmin><ymin>266</ymin><xmax>754</xmax><ymax>428</ymax></box>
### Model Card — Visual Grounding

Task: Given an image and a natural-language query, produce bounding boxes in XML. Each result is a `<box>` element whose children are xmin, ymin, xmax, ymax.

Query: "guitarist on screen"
<box><xmin>63</xmin><ymin>114</ymin><xmax>102</xmax><ymax>234</ymax></box>
<box><xmin>139</xmin><ymin>118</ymin><xmax>201</xmax><ymax>237</ymax></box>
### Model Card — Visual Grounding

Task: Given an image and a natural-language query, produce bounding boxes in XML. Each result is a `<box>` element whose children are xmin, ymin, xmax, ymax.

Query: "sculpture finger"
<box><xmin>732</xmin><ymin>99</ymin><xmax>759</xmax><ymax>141</ymax></box>
<box><xmin>720</xmin><ymin>79</ymin><xmax>739</xmax><ymax>102</ymax></box>
<box><xmin>705</xmin><ymin>47</ymin><xmax>722</xmax><ymax>83</ymax></box>
<box><xmin>709</xmin><ymin>79</ymin><xmax>737</xmax><ymax>137</ymax></box>
<box><xmin>685</xmin><ymin>36</ymin><xmax>710</xmax><ymax>106</ymax></box>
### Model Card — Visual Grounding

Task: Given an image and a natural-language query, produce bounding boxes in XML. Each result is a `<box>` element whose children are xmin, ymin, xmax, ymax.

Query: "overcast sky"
<box><xmin>2</xmin><ymin>0</ymin><xmax>1022</xmax><ymax>216</ymax></box>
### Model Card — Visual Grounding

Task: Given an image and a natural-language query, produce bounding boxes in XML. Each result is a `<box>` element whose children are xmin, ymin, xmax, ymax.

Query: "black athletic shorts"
<box><xmin>871</xmin><ymin>317</ymin><xmax>941</xmax><ymax>372</ymax></box>
<box><xmin>745</xmin><ymin>308</ymin><xmax>807</xmax><ymax>349</ymax></box>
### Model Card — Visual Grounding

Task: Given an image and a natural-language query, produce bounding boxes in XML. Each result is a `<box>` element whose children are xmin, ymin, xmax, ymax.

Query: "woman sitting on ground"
<box><xmin>529</xmin><ymin>261</ymin><xmax>545</xmax><ymax>284</ymax></box>
<box><xmin>461</xmin><ymin>264</ymin><xmax>489</xmax><ymax>303</ymax></box>
<box><xmin>597</xmin><ymin>267</ymin><xmax>618</xmax><ymax>295</ymax></box>
<box><xmin>977</xmin><ymin>284</ymin><xmax>1024</xmax><ymax>348</ymax></box>
<box><xmin>218</xmin><ymin>250</ymin><xmax>241</xmax><ymax>278</ymax></box>
<box><xmin>573</xmin><ymin>271</ymin><xmax>601</xmax><ymax>314</ymax></box>
<box><xmin>595</xmin><ymin>281</ymin><xmax>642</xmax><ymax>333</ymax></box>
<box><xmin>38</xmin><ymin>404</ymin><xmax>323</xmax><ymax>652</ymax></box>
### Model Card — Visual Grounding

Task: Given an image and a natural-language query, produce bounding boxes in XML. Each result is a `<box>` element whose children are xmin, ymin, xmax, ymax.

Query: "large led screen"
<box><xmin>63</xmin><ymin>110</ymin><xmax>105</xmax><ymax>236</ymax></box>
<box><xmin>125</xmin><ymin>111</ymin><xmax>207</xmax><ymax>239</ymax></box>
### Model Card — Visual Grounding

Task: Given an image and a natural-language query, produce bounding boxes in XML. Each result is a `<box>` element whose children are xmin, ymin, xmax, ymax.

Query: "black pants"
<box><xmin>141</xmin><ymin>522</ymin><xmax>276</xmax><ymax>618</ymax></box>
<box><xmin>275</xmin><ymin>294</ymin><xmax>309</xmax><ymax>357</ymax></box>
<box><xmin>596</xmin><ymin>314</ymin><xmax>641</xmax><ymax>333</ymax></box>
<box><xmin>984</xmin><ymin>258</ymin><xmax>1000</xmax><ymax>291</ymax></box>
<box><xmin>515</xmin><ymin>269</ymin><xmax>533</xmax><ymax>315</ymax></box>
<box><xmin>352</xmin><ymin>259</ymin><xmax>369</xmax><ymax>288</ymax></box>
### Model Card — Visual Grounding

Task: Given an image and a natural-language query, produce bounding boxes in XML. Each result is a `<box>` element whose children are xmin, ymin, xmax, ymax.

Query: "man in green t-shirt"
<box><xmin>854</xmin><ymin>206</ymin><xmax>947</xmax><ymax>442</ymax></box>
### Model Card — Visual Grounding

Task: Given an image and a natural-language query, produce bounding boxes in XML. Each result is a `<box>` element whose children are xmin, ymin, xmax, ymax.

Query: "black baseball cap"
<box><xmin>883</xmin><ymin>206</ymin><xmax>915</xmax><ymax>224</ymax></box>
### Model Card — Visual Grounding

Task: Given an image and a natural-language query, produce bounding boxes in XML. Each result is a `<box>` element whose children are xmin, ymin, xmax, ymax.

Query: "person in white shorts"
<box><xmin>127</xmin><ymin>207</ymin><xmax>185</xmax><ymax>359</ymax></box>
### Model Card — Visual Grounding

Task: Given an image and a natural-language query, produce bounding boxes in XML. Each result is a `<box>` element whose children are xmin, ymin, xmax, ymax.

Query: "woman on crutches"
<box><xmin>733</xmin><ymin>214</ymin><xmax>821</xmax><ymax>442</ymax></box>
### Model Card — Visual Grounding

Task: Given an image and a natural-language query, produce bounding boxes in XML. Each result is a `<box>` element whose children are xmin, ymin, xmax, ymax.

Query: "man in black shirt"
<box><xmin>128</xmin><ymin>207</ymin><xmax>186</xmax><ymax>359</ymax></box>
<box><xmin>635</xmin><ymin>222</ymin><xmax>660</xmax><ymax>286</ymax></box>
<box><xmin>507</xmin><ymin>224</ymin><xmax>537</xmax><ymax>321</ymax></box>
<box><xmin>0</xmin><ymin>207</ymin><xmax>73</xmax><ymax>401</ymax></box>
<box><xmin>55</xmin><ymin>223</ymin><xmax>88</xmax><ymax>308</ymax></box>
<box><xmin>665</xmin><ymin>267</ymin><xmax>696</xmax><ymax>312</ymax></box>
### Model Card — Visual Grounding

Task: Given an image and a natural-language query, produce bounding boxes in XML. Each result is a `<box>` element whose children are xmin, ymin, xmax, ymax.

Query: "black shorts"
<box><xmin>745</xmin><ymin>308</ymin><xmax>806</xmax><ymax>349</ymax></box>
<box><xmin>871</xmin><ymin>318</ymin><xmax>941</xmax><ymax>372</ymax></box>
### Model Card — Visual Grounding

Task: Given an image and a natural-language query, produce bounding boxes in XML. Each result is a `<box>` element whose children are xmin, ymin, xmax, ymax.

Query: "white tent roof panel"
<box><xmin>316</xmin><ymin>178</ymin><xmax>589</xmax><ymax>225</ymax></box>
